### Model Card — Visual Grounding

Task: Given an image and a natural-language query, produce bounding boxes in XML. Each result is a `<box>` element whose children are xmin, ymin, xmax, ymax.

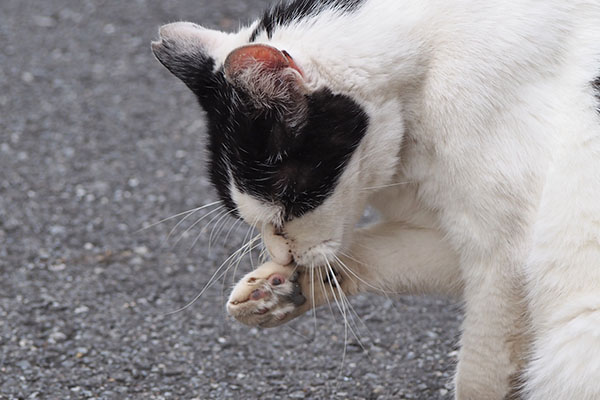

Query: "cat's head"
<box><xmin>152</xmin><ymin>22</ymin><xmax>403</xmax><ymax>267</ymax></box>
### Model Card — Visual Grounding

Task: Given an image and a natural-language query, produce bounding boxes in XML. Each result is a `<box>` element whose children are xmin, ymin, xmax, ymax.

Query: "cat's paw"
<box><xmin>227</xmin><ymin>262</ymin><xmax>307</xmax><ymax>328</ymax></box>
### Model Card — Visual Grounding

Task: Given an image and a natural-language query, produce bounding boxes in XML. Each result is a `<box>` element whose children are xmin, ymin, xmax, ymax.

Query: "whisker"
<box><xmin>229</xmin><ymin>225</ymin><xmax>263</xmax><ymax>288</ymax></box>
<box><xmin>135</xmin><ymin>200</ymin><xmax>222</xmax><ymax>233</ymax></box>
<box><xmin>171</xmin><ymin>205</ymin><xmax>225</xmax><ymax>248</ymax></box>
<box><xmin>330</xmin><ymin>257</ymin><xmax>372</xmax><ymax>353</ymax></box>
<box><xmin>337</xmin><ymin>252</ymin><xmax>405</xmax><ymax>334</ymax></box>
<box><xmin>238</xmin><ymin>216</ymin><xmax>260</xmax><ymax>272</ymax></box>
<box><xmin>360</xmin><ymin>181</ymin><xmax>412</xmax><ymax>192</ymax></box>
<box><xmin>259</xmin><ymin>247</ymin><xmax>268</xmax><ymax>263</ymax></box>
<box><xmin>163</xmin><ymin>235</ymin><xmax>261</xmax><ymax>316</ymax></box>
<box><xmin>230</xmin><ymin>234</ymin><xmax>261</xmax><ymax>281</ymax></box>
<box><xmin>310</xmin><ymin>263</ymin><xmax>317</xmax><ymax>341</ymax></box>
<box><xmin>323</xmin><ymin>258</ymin><xmax>349</xmax><ymax>380</ymax></box>
<box><xmin>211</xmin><ymin>212</ymin><xmax>238</xmax><ymax>247</ymax></box>
<box><xmin>222</xmin><ymin>233</ymin><xmax>261</xmax><ymax>302</ymax></box>
<box><xmin>220</xmin><ymin>213</ymin><xmax>245</xmax><ymax>296</ymax></box>
<box><xmin>324</xmin><ymin>255</ymin><xmax>372</xmax><ymax>372</ymax></box>
<box><xmin>224</xmin><ymin>211</ymin><xmax>263</xmax><ymax>292</ymax></box>
<box><xmin>186</xmin><ymin>208</ymin><xmax>230</xmax><ymax>253</ymax></box>
<box><xmin>336</xmin><ymin>251</ymin><xmax>401</xmax><ymax>295</ymax></box>
<box><xmin>164</xmin><ymin>205</ymin><xmax>206</xmax><ymax>243</ymax></box>
<box><xmin>222</xmin><ymin>214</ymin><xmax>244</xmax><ymax>248</ymax></box>
<box><xmin>317</xmin><ymin>266</ymin><xmax>336</xmax><ymax>320</ymax></box>
<box><xmin>247</xmin><ymin>213</ymin><xmax>267</xmax><ymax>270</ymax></box>
<box><xmin>208</xmin><ymin>209</ymin><xmax>236</xmax><ymax>253</ymax></box>
<box><xmin>282</xmin><ymin>325</ymin><xmax>313</xmax><ymax>342</ymax></box>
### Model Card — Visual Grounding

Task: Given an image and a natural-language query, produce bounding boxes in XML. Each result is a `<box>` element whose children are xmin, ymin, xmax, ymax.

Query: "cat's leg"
<box><xmin>521</xmin><ymin>211</ymin><xmax>600</xmax><ymax>396</ymax></box>
<box><xmin>227</xmin><ymin>222</ymin><xmax>462</xmax><ymax>327</ymax></box>
<box><xmin>522</xmin><ymin>292</ymin><xmax>600</xmax><ymax>400</ymax></box>
<box><xmin>522</xmin><ymin>293</ymin><xmax>600</xmax><ymax>400</ymax></box>
<box><xmin>337</xmin><ymin>222</ymin><xmax>463</xmax><ymax>297</ymax></box>
<box><xmin>227</xmin><ymin>224</ymin><xmax>528</xmax><ymax>398</ymax></box>
<box><xmin>453</xmin><ymin>265</ymin><xmax>529</xmax><ymax>400</ymax></box>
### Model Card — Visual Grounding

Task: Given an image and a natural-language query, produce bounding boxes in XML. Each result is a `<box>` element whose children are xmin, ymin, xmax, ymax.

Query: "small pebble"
<box><xmin>288</xmin><ymin>390</ymin><xmax>306</xmax><ymax>399</ymax></box>
<box><xmin>21</xmin><ymin>72</ymin><xmax>34</xmax><ymax>83</ymax></box>
<box><xmin>32</xmin><ymin>15</ymin><xmax>56</xmax><ymax>28</ymax></box>
<box><xmin>49</xmin><ymin>331</ymin><xmax>67</xmax><ymax>343</ymax></box>
<box><xmin>74</xmin><ymin>305</ymin><xmax>89</xmax><ymax>314</ymax></box>
<box><xmin>133</xmin><ymin>245</ymin><xmax>148</xmax><ymax>255</ymax></box>
<box><xmin>48</xmin><ymin>263</ymin><xmax>66</xmax><ymax>272</ymax></box>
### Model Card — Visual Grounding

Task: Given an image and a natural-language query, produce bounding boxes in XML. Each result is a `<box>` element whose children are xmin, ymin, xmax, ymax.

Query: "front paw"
<box><xmin>227</xmin><ymin>262</ymin><xmax>307</xmax><ymax>328</ymax></box>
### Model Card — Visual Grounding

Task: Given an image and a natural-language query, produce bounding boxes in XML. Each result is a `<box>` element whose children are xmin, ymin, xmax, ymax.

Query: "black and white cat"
<box><xmin>151</xmin><ymin>0</ymin><xmax>600</xmax><ymax>398</ymax></box>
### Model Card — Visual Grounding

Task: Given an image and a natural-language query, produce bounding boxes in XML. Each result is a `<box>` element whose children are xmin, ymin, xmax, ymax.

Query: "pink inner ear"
<box><xmin>224</xmin><ymin>44</ymin><xmax>303</xmax><ymax>79</ymax></box>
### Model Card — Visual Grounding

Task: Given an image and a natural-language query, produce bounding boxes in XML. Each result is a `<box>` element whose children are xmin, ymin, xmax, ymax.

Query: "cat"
<box><xmin>151</xmin><ymin>0</ymin><xmax>600</xmax><ymax>398</ymax></box>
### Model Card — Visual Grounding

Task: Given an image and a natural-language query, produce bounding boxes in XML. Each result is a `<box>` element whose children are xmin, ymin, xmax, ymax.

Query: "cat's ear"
<box><xmin>223</xmin><ymin>44</ymin><xmax>306</xmax><ymax>110</ymax></box>
<box><xmin>224</xmin><ymin>44</ymin><xmax>304</xmax><ymax>81</ymax></box>
<box><xmin>151</xmin><ymin>22</ymin><xmax>232</xmax><ymax>101</ymax></box>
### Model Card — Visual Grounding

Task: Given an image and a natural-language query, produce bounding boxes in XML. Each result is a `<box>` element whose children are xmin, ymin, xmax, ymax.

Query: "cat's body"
<box><xmin>152</xmin><ymin>0</ymin><xmax>600</xmax><ymax>398</ymax></box>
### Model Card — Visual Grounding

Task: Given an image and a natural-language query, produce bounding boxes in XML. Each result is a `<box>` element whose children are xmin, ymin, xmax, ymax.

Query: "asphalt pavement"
<box><xmin>0</xmin><ymin>1</ymin><xmax>461</xmax><ymax>399</ymax></box>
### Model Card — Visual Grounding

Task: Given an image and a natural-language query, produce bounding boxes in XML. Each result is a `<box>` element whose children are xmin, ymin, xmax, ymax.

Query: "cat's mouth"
<box><xmin>263</xmin><ymin>223</ymin><xmax>341</xmax><ymax>268</ymax></box>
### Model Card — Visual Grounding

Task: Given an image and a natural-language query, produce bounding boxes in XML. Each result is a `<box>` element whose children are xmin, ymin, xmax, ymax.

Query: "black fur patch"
<box><xmin>228</xmin><ymin>88</ymin><xmax>368</xmax><ymax>220</ymax></box>
<box><xmin>153</xmin><ymin>38</ymin><xmax>369</xmax><ymax>221</ymax></box>
<box><xmin>153</xmin><ymin>39</ymin><xmax>238</xmax><ymax>212</ymax></box>
<box><xmin>250</xmin><ymin>0</ymin><xmax>365</xmax><ymax>42</ymax></box>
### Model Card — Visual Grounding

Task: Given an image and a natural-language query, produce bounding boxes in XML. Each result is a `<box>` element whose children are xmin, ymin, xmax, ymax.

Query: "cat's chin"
<box><xmin>292</xmin><ymin>239</ymin><xmax>340</xmax><ymax>268</ymax></box>
<box><xmin>262</xmin><ymin>222</ymin><xmax>342</xmax><ymax>268</ymax></box>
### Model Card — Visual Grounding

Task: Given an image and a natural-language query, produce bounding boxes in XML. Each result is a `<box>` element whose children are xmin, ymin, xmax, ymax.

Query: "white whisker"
<box><xmin>186</xmin><ymin>208</ymin><xmax>230</xmax><ymax>253</ymax></box>
<box><xmin>324</xmin><ymin>254</ymin><xmax>373</xmax><ymax>371</ymax></box>
<box><xmin>222</xmin><ymin>214</ymin><xmax>244</xmax><ymax>248</ymax></box>
<box><xmin>282</xmin><ymin>325</ymin><xmax>313</xmax><ymax>342</ymax></box>
<box><xmin>233</xmin><ymin>213</ymin><xmax>264</xmax><ymax>278</ymax></box>
<box><xmin>337</xmin><ymin>252</ymin><xmax>404</xmax><ymax>331</ymax></box>
<box><xmin>223</xmin><ymin>233</ymin><xmax>261</xmax><ymax>299</ymax></box>
<box><xmin>259</xmin><ymin>247</ymin><xmax>268</xmax><ymax>263</ymax></box>
<box><xmin>162</xmin><ymin>235</ymin><xmax>261</xmax><ymax>316</ymax></box>
<box><xmin>171</xmin><ymin>205</ymin><xmax>225</xmax><ymax>248</ymax></box>
<box><xmin>335</xmin><ymin>253</ymin><xmax>399</xmax><ymax>295</ymax></box>
<box><xmin>208</xmin><ymin>209</ymin><xmax>236</xmax><ymax>253</ymax></box>
<box><xmin>323</xmin><ymin>257</ymin><xmax>349</xmax><ymax>380</ymax></box>
<box><xmin>360</xmin><ymin>181</ymin><xmax>412</xmax><ymax>192</ymax></box>
<box><xmin>317</xmin><ymin>265</ymin><xmax>336</xmax><ymax>320</ymax></box>
<box><xmin>223</xmin><ymin>210</ymin><xmax>264</xmax><ymax>292</ymax></box>
<box><xmin>330</xmin><ymin>257</ymin><xmax>372</xmax><ymax>353</ymax></box>
<box><xmin>135</xmin><ymin>200</ymin><xmax>222</xmax><ymax>233</ymax></box>
<box><xmin>230</xmin><ymin>234</ymin><xmax>261</xmax><ymax>280</ymax></box>
<box><xmin>310</xmin><ymin>263</ymin><xmax>317</xmax><ymax>340</ymax></box>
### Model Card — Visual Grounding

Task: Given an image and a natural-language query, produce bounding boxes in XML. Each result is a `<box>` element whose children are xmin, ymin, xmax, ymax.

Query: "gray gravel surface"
<box><xmin>0</xmin><ymin>1</ymin><xmax>462</xmax><ymax>399</ymax></box>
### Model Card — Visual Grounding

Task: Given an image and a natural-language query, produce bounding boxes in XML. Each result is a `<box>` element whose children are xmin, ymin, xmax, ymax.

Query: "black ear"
<box><xmin>151</xmin><ymin>22</ymin><xmax>231</xmax><ymax>105</ymax></box>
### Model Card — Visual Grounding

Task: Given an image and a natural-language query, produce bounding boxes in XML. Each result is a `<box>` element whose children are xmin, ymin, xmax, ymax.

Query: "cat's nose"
<box><xmin>262</xmin><ymin>224</ymin><xmax>292</xmax><ymax>265</ymax></box>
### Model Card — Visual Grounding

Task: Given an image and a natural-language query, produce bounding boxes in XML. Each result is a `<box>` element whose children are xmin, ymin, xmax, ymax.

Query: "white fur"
<box><xmin>165</xmin><ymin>1</ymin><xmax>600</xmax><ymax>398</ymax></box>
